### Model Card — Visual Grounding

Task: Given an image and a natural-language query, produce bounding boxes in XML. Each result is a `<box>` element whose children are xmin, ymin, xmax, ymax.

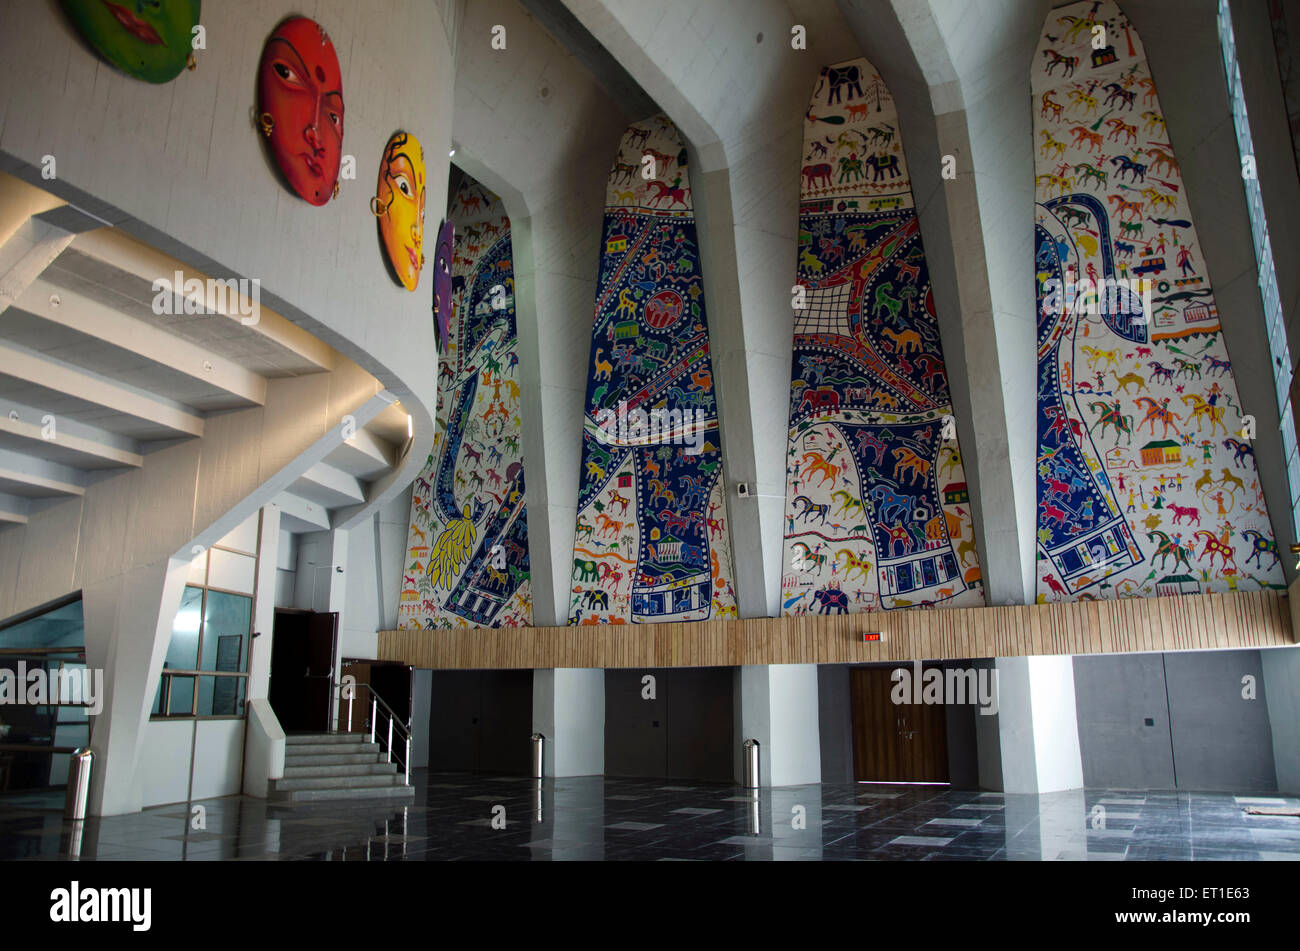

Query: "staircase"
<box><xmin>270</xmin><ymin>733</ymin><xmax>415</xmax><ymax>803</ymax></box>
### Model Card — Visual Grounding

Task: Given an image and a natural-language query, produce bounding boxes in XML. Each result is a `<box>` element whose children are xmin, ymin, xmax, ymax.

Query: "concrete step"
<box><xmin>271</xmin><ymin>773</ymin><xmax>404</xmax><ymax>792</ymax></box>
<box><xmin>284</xmin><ymin>752</ymin><xmax>386</xmax><ymax>767</ymax></box>
<box><xmin>283</xmin><ymin>762</ymin><xmax>398</xmax><ymax>779</ymax></box>
<box><xmin>286</xmin><ymin>732</ymin><xmax>368</xmax><ymax>746</ymax></box>
<box><xmin>286</xmin><ymin>741</ymin><xmax>381</xmax><ymax>758</ymax></box>
<box><xmin>270</xmin><ymin>784</ymin><xmax>415</xmax><ymax>804</ymax></box>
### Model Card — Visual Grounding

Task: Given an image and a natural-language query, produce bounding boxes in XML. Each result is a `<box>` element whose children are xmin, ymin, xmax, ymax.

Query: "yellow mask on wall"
<box><xmin>372</xmin><ymin>131</ymin><xmax>427</xmax><ymax>291</ymax></box>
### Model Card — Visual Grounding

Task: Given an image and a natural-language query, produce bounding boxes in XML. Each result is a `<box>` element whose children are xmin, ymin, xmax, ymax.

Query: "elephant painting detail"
<box><xmin>813</xmin><ymin>586</ymin><xmax>850</xmax><ymax>614</ymax></box>
<box><xmin>822</xmin><ymin>64</ymin><xmax>863</xmax><ymax>105</ymax></box>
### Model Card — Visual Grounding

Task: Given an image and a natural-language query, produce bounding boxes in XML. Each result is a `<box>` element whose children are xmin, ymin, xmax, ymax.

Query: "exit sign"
<box><xmin>862</xmin><ymin>632</ymin><xmax>882</xmax><ymax>642</ymax></box>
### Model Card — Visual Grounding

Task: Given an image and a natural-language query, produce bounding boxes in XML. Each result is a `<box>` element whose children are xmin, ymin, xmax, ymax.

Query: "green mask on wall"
<box><xmin>60</xmin><ymin>0</ymin><xmax>201</xmax><ymax>84</ymax></box>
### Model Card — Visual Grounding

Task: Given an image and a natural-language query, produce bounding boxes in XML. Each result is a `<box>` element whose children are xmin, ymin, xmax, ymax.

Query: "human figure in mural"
<box><xmin>1031</xmin><ymin>0</ymin><xmax>1283</xmax><ymax>600</ymax></box>
<box><xmin>779</xmin><ymin>56</ymin><xmax>986</xmax><ymax>616</ymax></box>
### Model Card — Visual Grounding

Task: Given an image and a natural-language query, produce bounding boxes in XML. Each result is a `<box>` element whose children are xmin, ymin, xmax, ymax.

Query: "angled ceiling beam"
<box><xmin>70</xmin><ymin>229</ymin><xmax>334</xmax><ymax>372</ymax></box>
<box><xmin>0</xmin><ymin>218</ymin><xmax>76</xmax><ymax>316</ymax></box>
<box><xmin>0</xmin><ymin>492</ymin><xmax>30</xmax><ymax>524</ymax></box>
<box><xmin>0</xmin><ymin>340</ymin><xmax>204</xmax><ymax>437</ymax></box>
<box><xmin>15</xmin><ymin>278</ymin><xmax>268</xmax><ymax>406</ymax></box>
<box><xmin>0</xmin><ymin>447</ymin><xmax>85</xmax><ymax>497</ymax></box>
<box><xmin>0</xmin><ymin>404</ymin><xmax>142</xmax><ymax>469</ymax></box>
<box><xmin>272</xmin><ymin>492</ymin><xmax>331</xmax><ymax>532</ymax></box>
<box><xmin>296</xmin><ymin>461</ymin><xmax>366</xmax><ymax>506</ymax></box>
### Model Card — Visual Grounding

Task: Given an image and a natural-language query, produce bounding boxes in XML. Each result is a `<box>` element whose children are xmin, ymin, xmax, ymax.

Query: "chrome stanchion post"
<box><xmin>404</xmin><ymin>734</ymin><xmax>410</xmax><ymax>785</ymax></box>
<box><xmin>530</xmin><ymin>732</ymin><xmax>545</xmax><ymax>779</ymax></box>
<box><xmin>386</xmin><ymin>717</ymin><xmax>393</xmax><ymax>763</ymax></box>
<box><xmin>63</xmin><ymin>747</ymin><xmax>94</xmax><ymax>857</ymax></box>
<box><xmin>742</xmin><ymin>738</ymin><xmax>760</xmax><ymax>789</ymax></box>
<box><xmin>370</xmin><ymin>698</ymin><xmax>377</xmax><ymax>744</ymax></box>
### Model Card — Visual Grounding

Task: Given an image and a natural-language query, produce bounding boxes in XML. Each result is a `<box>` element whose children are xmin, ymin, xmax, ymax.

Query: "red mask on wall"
<box><xmin>257</xmin><ymin>17</ymin><xmax>344</xmax><ymax>206</ymax></box>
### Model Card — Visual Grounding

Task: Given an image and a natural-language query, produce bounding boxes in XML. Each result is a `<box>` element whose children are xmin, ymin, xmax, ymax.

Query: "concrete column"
<box><xmin>82</xmin><ymin>556</ymin><xmax>190</xmax><ymax>816</ymax></box>
<box><xmin>247</xmin><ymin>505</ymin><xmax>280</xmax><ymax>701</ymax></box>
<box><xmin>736</xmin><ymin>664</ymin><xmax>822</xmax><ymax>787</ymax></box>
<box><xmin>994</xmin><ymin>655</ymin><xmax>1084</xmax><ymax>794</ymax></box>
<box><xmin>294</xmin><ymin>529</ymin><xmax>349</xmax><ymax>615</ymax></box>
<box><xmin>532</xmin><ymin>668</ymin><xmax>605</xmax><ymax>777</ymax></box>
<box><xmin>1262</xmin><ymin>645</ymin><xmax>1300</xmax><ymax>794</ymax></box>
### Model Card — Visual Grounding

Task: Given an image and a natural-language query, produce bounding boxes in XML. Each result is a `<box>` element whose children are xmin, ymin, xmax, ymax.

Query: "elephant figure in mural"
<box><xmin>864</xmin><ymin>153</ymin><xmax>901</xmax><ymax>181</ymax></box>
<box><xmin>583</xmin><ymin>589</ymin><xmax>610</xmax><ymax>610</ymax></box>
<box><xmin>573</xmin><ymin>559</ymin><xmax>599</xmax><ymax>582</ymax></box>
<box><xmin>821</xmin><ymin>64</ymin><xmax>864</xmax><ymax>105</ymax></box>
<box><xmin>812</xmin><ymin>586</ymin><xmax>850</xmax><ymax>614</ymax></box>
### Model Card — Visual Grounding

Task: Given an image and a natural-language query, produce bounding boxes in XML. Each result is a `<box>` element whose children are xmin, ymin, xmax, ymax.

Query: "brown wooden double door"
<box><xmin>849</xmin><ymin>665</ymin><xmax>949</xmax><ymax>783</ymax></box>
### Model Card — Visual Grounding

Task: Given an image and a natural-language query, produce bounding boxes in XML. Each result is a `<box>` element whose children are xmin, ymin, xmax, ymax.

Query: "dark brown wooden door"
<box><xmin>850</xmin><ymin>666</ymin><xmax>949</xmax><ymax>783</ymax></box>
<box><xmin>268</xmin><ymin>609</ymin><xmax>337</xmax><ymax>733</ymax></box>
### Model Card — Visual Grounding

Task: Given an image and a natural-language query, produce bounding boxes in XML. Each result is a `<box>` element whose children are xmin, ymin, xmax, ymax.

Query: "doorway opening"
<box><xmin>849</xmin><ymin>664</ymin><xmax>950</xmax><ymax>784</ymax></box>
<box><xmin>267</xmin><ymin>609</ymin><xmax>338</xmax><ymax>734</ymax></box>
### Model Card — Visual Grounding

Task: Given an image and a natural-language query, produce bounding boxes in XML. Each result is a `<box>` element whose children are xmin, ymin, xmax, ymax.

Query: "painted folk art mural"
<box><xmin>780</xmin><ymin>58</ymin><xmax>985</xmax><ymax>616</ymax></box>
<box><xmin>398</xmin><ymin>178</ymin><xmax>531</xmax><ymax>628</ymax></box>
<box><xmin>1032</xmin><ymin>0</ymin><xmax>1283</xmax><ymax>601</ymax></box>
<box><xmin>566</xmin><ymin>115</ymin><xmax>738</xmax><ymax>624</ymax></box>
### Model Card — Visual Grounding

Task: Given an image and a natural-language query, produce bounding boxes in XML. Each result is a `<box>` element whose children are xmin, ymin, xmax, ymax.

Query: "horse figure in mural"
<box><xmin>1146</xmin><ymin>530</ymin><xmax>1193</xmax><ymax>572</ymax></box>
<box><xmin>790</xmin><ymin>541</ymin><xmax>826</xmax><ymax>572</ymax></box>
<box><xmin>800</xmin><ymin>451</ymin><xmax>841</xmax><ymax>488</ymax></box>
<box><xmin>1193</xmin><ymin>528</ymin><xmax>1237</xmax><ymax>571</ymax></box>
<box><xmin>834</xmin><ymin>548</ymin><xmax>873</xmax><ymax>583</ymax></box>
<box><xmin>1181</xmin><ymin>394</ymin><xmax>1226</xmax><ymax>435</ymax></box>
<box><xmin>793</xmin><ymin>494</ymin><xmax>830</xmax><ymax>525</ymax></box>
<box><xmin>1134</xmin><ymin>397</ymin><xmax>1182</xmax><ymax>438</ymax></box>
<box><xmin>1240</xmin><ymin>529</ymin><xmax>1279</xmax><ymax>570</ymax></box>
<box><xmin>1088</xmin><ymin>401</ymin><xmax>1134</xmax><ymax>446</ymax></box>
<box><xmin>1223</xmin><ymin>437</ymin><xmax>1255</xmax><ymax>467</ymax></box>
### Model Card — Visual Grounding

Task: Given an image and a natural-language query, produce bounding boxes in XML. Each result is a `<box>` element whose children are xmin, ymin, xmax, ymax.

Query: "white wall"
<box><xmin>996</xmin><ymin>655</ymin><xmax>1083</xmax><ymax>793</ymax></box>
<box><xmin>738</xmin><ymin>663</ymin><xmax>821</xmax><ymax>787</ymax></box>
<box><xmin>532</xmin><ymin>668</ymin><xmax>604</xmax><ymax>776</ymax></box>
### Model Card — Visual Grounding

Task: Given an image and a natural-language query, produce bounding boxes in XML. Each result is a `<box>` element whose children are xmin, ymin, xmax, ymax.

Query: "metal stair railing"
<box><xmin>334</xmin><ymin>681</ymin><xmax>412</xmax><ymax>786</ymax></box>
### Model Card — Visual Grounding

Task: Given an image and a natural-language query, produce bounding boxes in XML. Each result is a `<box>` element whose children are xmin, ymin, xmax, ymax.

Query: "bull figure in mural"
<box><xmin>812</xmin><ymin>585</ymin><xmax>850</xmax><ymax>614</ymax></box>
<box><xmin>821</xmin><ymin>64</ymin><xmax>864</xmax><ymax>105</ymax></box>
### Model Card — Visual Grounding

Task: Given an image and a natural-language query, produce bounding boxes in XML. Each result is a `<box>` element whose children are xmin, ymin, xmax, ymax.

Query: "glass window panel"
<box><xmin>198</xmin><ymin>676</ymin><xmax>245</xmax><ymax>718</ymax></box>
<box><xmin>0</xmin><ymin>599</ymin><xmax>84</xmax><ymax>651</ymax></box>
<box><xmin>164</xmin><ymin>673</ymin><xmax>195</xmax><ymax>717</ymax></box>
<box><xmin>200</xmin><ymin>591</ymin><xmax>251</xmax><ymax>674</ymax></box>
<box><xmin>166</xmin><ymin>586</ymin><xmax>203</xmax><ymax>671</ymax></box>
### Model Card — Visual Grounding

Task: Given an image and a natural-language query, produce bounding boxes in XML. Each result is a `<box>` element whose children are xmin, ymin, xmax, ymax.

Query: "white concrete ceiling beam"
<box><xmin>14</xmin><ymin>278</ymin><xmax>269</xmax><ymax>406</ymax></box>
<box><xmin>292</xmin><ymin>461</ymin><xmax>367</xmax><ymax>508</ymax></box>
<box><xmin>0</xmin><ymin>339</ymin><xmax>204</xmax><ymax>438</ymax></box>
<box><xmin>272</xmin><ymin>491</ymin><xmax>332</xmax><ymax>533</ymax></box>
<box><xmin>0</xmin><ymin>446</ymin><xmax>85</xmax><ymax>497</ymax></box>
<box><xmin>70</xmin><ymin>229</ymin><xmax>335</xmax><ymax>373</ymax></box>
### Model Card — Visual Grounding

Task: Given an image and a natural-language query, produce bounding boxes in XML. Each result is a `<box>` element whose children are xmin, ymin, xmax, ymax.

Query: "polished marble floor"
<box><xmin>2</xmin><ymin>772</ymin><xmax>1298</xmax><ymax>861</ymax></box>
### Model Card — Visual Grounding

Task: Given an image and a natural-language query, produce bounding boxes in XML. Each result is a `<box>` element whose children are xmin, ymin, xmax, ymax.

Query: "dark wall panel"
<box><xmin>604</xmin><ymin>667</ymin><xmax>732</xmax><ymax>782</ymax></box>
<box><xmin>817</xmin><ymin>665</ymin><xmax>854</xmax><ymax>784</ymax></box>
<box><xmin>1074</xmin><ymin>650</ymin><xmax>1276</xmax><ymax>791</ymax></box>
<box><xmin>1074</xmin><ymin>654</ymin><xmax>1176</xmax><ymax>789</ymax></box>
<box><xmin>427</xmin><ymin>670</ymin><xmax>532</xmax><ymax>774</ymax></box>
<box><xmin>1165</xmin><ymin>651</ymin><xmax>1276</xmax><ymax>792</ymax></box>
